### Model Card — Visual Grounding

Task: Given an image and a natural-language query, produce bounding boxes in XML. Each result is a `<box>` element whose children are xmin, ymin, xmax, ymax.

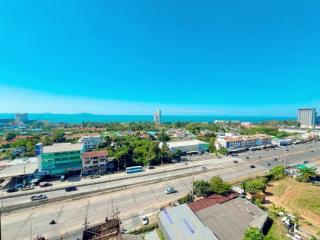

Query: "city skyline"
<box><xmin>1</xmin><ymin>1</ymin><xmax>320</xmax><ymax>116</ymax></box>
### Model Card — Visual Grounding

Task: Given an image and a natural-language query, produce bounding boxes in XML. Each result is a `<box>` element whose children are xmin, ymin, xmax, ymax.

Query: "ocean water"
<box><xmin>0</xmin><ymin>113</ymin><xmax>295</xmax><ymax>124</ymax></box>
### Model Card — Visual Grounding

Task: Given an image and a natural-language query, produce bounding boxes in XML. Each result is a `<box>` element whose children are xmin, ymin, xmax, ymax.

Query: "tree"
<box><xmin>208</xmin><ymin>137</ymin><xmax>217</xmax><ymax>153</ymax></box>
<box><xmin>218</xmin><ymin>147</ymin><xmax>228</xmax><ymax>156</ymax></box>
<box><xmin>242</xmin><ymin>178</ymin><xmax>267</xmax><ymax>193</ymax></box>
<box><xmin>158</xmin><ymin>130</ymin><xmax>170</xmax><ymax>142</ymax></box>
<box><xmin>114</xmin><ymin>146</ymin><xmax>131</xmax><ymax>169</ymax></box>
<box><xmin>5</xmin><ymin>132</ymin><xmax>16</xmax><ymax>141</ymax></box>
<box><xmin>194</xmin><ymin>180</ymin><xmax>213</xmax><ymax>197</ymax></box>
<box><xmin>268</xmin><ymin>166</ymin><xmax>286</xmax><ymax>180</ymax></box>
<box><xmin>210</xmin><ymin>176</ymin><xmax>231</xmax><ymax>194</ymax></box>
<box><xmin>243</xmin><ymin>227</ymin><xmax>264</xmax><ymax>240</ymax></box>
<box><xmin>296</xmin><ymin>167</ymin><xmax>316</xmax><ymax>183</ymax></box>
<box><xmin>52</xmin><ymin>130</ymin><xmax>65</xmax><ymax>143</ymax></box>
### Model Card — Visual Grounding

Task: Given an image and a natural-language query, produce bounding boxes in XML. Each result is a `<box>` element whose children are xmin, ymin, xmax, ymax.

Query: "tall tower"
<box><xmin>154</xmin><ymin>109</ymin><xmax>161</xmax><ymax>125</ymax></box>
<box><xmin>298</xmin><ymin>108</ymin><xmax>317</xmax><ymax>128</ymax></box>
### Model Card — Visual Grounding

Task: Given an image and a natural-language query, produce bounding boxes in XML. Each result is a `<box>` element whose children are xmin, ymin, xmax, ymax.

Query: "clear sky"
<box><xmin>0</xmin><ymin>1</ymin><xmax>319</xmax><ymax>116</ymax></box>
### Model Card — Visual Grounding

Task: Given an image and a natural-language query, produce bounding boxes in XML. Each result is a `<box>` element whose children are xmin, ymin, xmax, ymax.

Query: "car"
<box><xmin>65</xmin><ymin>186</ymin><xmax>77</xmax><ymax>192</ymax></box>
<box><xmin>311</xmin><ymin>150</ymin><xmax>314</xmax><ymax>152</ymax></box>
<box><xmin>274</xmin><ymin>157</ymin><xmax>278</xmax><ymax>161</ymax></box>
<box><xmin>233</xmin><ymin>160</ymin><xmax>238</xmax><ymax>163</ymax></box>
<box><xmin>258</xmin><ymin>156</ymin><xmax>262</xmax><ymax>159</ymax></box>
<box><xmin>267</xmin><ymin>163</ymin><xmax>271</xmax><ymax>166</ymax></box>
<box><xmin>90</xmin><ymin>175</ymin><xmax>100</xmax><ymax>179</ymax></box>
<box><xmin>15</xmin><ymin>183</ymin><xmax>23</xmax><ymax>190</ymax></box>
<box><xmin>21</xmin><ymin>185</ymin><xmax>35</xmax><ymax>191</ymax></box>
<box><xmin>140</xmin><ymin>215</ymin><xmax>149</xmax><ymax>225</ymax></box>
<box><xmin>250</xmin><ymin>165</ymin><xmax>255</xmax><ymax>168</ymax></box>
<box><xmin>6</xmin><ymin>187</ymin><xmax>17</xmax><ymax>193</ymax></box>
<box><xmin>303</xmin><ymin>160</ymin><xmax>309</xmax><ymax>164</ymax></box>
<box><xmin>165</xmin><ymin>186</ymin><xmax>176</xmax><ymax>194</ymax></box>
<box><xmin>39</xmin><ymin>182</ymin><xmax>52</xmax><ymax>188</ymax></box>
<box><xmin>246</xmin><ymin>156</ymin><xmax>250</xmax><ymax>159</ymax></box>
<box><xmin>31</xmin><ymin>194</ymin><xmax>48</xmax><ymax>201</ymax></box>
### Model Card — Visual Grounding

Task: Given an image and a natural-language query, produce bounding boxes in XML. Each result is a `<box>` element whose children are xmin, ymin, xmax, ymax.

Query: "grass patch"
<box><xmin>129</xmin><ymin>223</ymin><xmax>158</xmax><ymax>235</ymax></box>
<box><xmin>156</xmin><ymin>228</ymin><xmax>165</xmax><ymax>240</ymax></box>
<box><xmin>271</xmin><ymin>183</ymin><xmax>288</xmax><ymax>197</ymax></box>
<box><xmin>291</xmin><ymin>190</ymin><xmax>320</xmax><ymax>215</ymax></box>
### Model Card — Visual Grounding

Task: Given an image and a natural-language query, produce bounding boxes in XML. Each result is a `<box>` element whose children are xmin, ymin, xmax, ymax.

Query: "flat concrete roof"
<box><xmin>0</xmin><ymin>157</ymin><xmax>38</xmax><ymax>178</ymax></box>
<box><xmin>195</xmin><ymin>197</ymin><xmax>268</xmax><ymax>240</ymax></box>
<box><xmin>167</xmin><ymin>140</ymin><xmax>208</xmax><ymax>148</ymax></box>
<box><xmin>43</xmin><ymin>143</ymin><xmax>84</xmax><ymax>154</ymax></box>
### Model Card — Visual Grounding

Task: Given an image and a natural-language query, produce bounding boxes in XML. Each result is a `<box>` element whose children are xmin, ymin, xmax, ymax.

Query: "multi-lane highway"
<box><xmin>2</xmin><ymin>141</ymin><xmax>320</xmax><ymax>240</ymax></box>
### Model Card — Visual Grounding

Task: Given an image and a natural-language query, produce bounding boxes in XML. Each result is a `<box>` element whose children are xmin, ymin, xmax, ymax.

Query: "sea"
<box><xmin>0</xmin><ymin>113</ymin><xmax>295</xmax><ymax>124</ymax></box>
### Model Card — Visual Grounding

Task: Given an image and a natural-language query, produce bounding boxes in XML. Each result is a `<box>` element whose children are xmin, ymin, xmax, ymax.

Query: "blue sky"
<box><xmin>0</xmin><ymin>1</ymin><xmax>320</xmax><ymax>116</ymax></box>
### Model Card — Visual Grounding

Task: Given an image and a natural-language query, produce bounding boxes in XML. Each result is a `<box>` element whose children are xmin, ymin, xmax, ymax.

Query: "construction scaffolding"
<box><xmin>82</xmin><ymin>217</ymin><xmax>122</xmax><ymax>240</ymax></box>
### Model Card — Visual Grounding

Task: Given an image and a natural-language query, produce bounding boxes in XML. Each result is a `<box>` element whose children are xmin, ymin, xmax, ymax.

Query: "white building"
<box><xmin>78</xmin><ymin>135</ymin><xmax>102</xmax><ymax>151</ymax></box>
<box><xmin>298</xmin><ymin>108</ymin><xmax>317</xmax><ymax>129</ymax></box>
<box><xmin>164</xmin><ymin>140</ymin><xmax>209</xmax><ymax>154</ymax></box>
<box><xmin>216</xmin><ymin>134</ymin><xmax>272</xmax><ymax>152</ymax></box>
<box><xmin>154</xmin><ymin>109</ymin><xmax>161</xmax><ymax>124</ymax></box>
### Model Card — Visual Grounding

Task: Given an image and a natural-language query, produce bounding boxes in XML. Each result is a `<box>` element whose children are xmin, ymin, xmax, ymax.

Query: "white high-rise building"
<box><xmin>78</xmin><ymin>135</ymin><xmax>102</xmax><ymax>151</ymax></box>
<box><xmin>154</xmin><ymin>109</ymin><xmax>161</xmax><ymax>124</ymax></box>
<box><xmin>15</xmin><ymin>113</ymin><xmax>28</xmax><ymax>125</ymax></box>
<box><xmin>298</xmin><ymin>108</ymin><xmax>317</xmax><ymax>129</ymax></box>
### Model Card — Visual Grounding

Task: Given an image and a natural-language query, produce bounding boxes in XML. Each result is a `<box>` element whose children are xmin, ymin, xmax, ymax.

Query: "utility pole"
<box><xmin>190</xmin><ymin>152</ymin><xmax>194</xmax><ymax>200</ymax></box>
<box><xmin>283</xmin><ymin>148</ymin><xmax>286</xmax><ymax>169</ymax></box>
<box><xmin>0</xmin><ymin>210</ymin><xmax>2</xmax><ymax>240</ymax></box>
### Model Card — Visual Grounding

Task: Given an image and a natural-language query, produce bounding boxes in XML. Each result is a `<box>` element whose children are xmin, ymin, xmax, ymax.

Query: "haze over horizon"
<box><xmin>1</xmin><ymin>1</ymin><xmax>320</xmax><ymax>116</ymax></box>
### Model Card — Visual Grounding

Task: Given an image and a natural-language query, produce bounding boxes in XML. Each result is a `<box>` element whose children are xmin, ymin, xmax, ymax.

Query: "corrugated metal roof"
<box><xmin>195</xmin><ymin>197</ymin><xmax>268</xmax><ymax>240</ymax></box>
<box><xmin>82</xmin><ymin>150</ymin><xmax>107</xmax><ymax>159</ymax></box>
<box><xmin>188</xmin><ymin>193</ymin><xmax>237</xmax><ymax>212</ymax></box>
<box><xmin>159</xmin><ymin>204</ymin><xmax>218</xmax><ymax>240</ymax></box>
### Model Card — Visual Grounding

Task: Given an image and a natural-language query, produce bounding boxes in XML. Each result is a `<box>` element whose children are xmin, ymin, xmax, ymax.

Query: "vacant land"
<box><xmin>265</xmin><ymin>177</ymin><xmax>320</xmax><ymax>236</ymax></box>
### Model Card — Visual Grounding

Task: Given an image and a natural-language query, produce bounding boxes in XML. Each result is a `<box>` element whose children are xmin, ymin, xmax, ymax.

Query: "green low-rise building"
<box><xmin>39</xmin><ymin>143</ymin><xmax>84</xmax><ymax>176</ymax></box>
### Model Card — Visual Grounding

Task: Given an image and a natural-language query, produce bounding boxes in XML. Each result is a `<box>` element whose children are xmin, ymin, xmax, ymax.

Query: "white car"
<box><xmin>140</xmin><ymin>215</ymin><xmax>149</xmax><ymax>225</ymax></box>
<box><xmin>165</xmin><ymin>187</ymin><xmax>177</xmax><ymax>194</ymax></box>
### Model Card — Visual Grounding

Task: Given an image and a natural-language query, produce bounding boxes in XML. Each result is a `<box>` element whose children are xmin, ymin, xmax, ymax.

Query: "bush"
<box><xmin>243</xmin><ymin>227</ymin><xmax>264</xmax><ymax>240</ymax></box>
<box><xmin>178</xmin><ymin>193</ymin><xmax>194</xmax><ymax>204</ymax></box>
<box><xmin>210</xmin><ymin>176</ymin><xmax>231</xmax><ymax>194</ymax></box>
<box><xmin>242</xmin><ymin>178</ymin><xmax>268</xmax><ymax>193</ymax></box>
<box><xmin>268</xmin><ymin>166</ymin><xmax>286</xmax><ymax>181</ymax></box>
<box><xmin>194</xmin><ymin>180</ymin><xmax>213</xmax><ymax>197</ymax></box>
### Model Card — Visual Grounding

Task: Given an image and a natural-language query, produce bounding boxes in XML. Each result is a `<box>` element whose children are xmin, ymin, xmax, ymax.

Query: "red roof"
<box><xmin>188</xmin><ymin>193</ymin><xmax>237</xmax><ymax>212</ymax></box>
<box><xmin>82</xmin><ymin>150</ymin><xmax>107</xmax><ymax>159</ymax></box>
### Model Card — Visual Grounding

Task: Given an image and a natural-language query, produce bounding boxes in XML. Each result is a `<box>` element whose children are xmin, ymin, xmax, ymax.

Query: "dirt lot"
<box><xmin>265</xmin><ymin>177</ymin><xmax>320</xmax><ymax>236</ymax></box>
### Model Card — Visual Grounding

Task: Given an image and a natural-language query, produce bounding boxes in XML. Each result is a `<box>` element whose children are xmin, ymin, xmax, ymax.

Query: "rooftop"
<box><xmin>82</xmin><ymin>150</ymin><xmax>108</xmax><ymax>159</ymax></box>
<box><xmin>0</xmin><ymin>157</ymin><xmax>38</xmax><ymax>178</ymax></box>
<box><xmin>167</xmin><ymin>140</ymin><xmax>208</xmax><ymax>148</ymax></box>
<box><xmin>195</xmin><ymin>197</ymin><xmax>268</xmax><ymax>240</ymax></box>
<box><xmin>43</xmin><ymin>143</ymin><xmax>84</xmax><ymax>154</ymax></box>
<box><xmin>222</xmin><ymin>134</ymin><xmax>271</xmax><ymax>142</ymax></box>
<box><xmin>159</xmin><ymin>204</ymin><xmax>218</xmax><ymax>240</ymax></box>
<box><xmin>188</xmin><ymin>193</ymin><xmax>237</xmax><ymax>212</ymax></box>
